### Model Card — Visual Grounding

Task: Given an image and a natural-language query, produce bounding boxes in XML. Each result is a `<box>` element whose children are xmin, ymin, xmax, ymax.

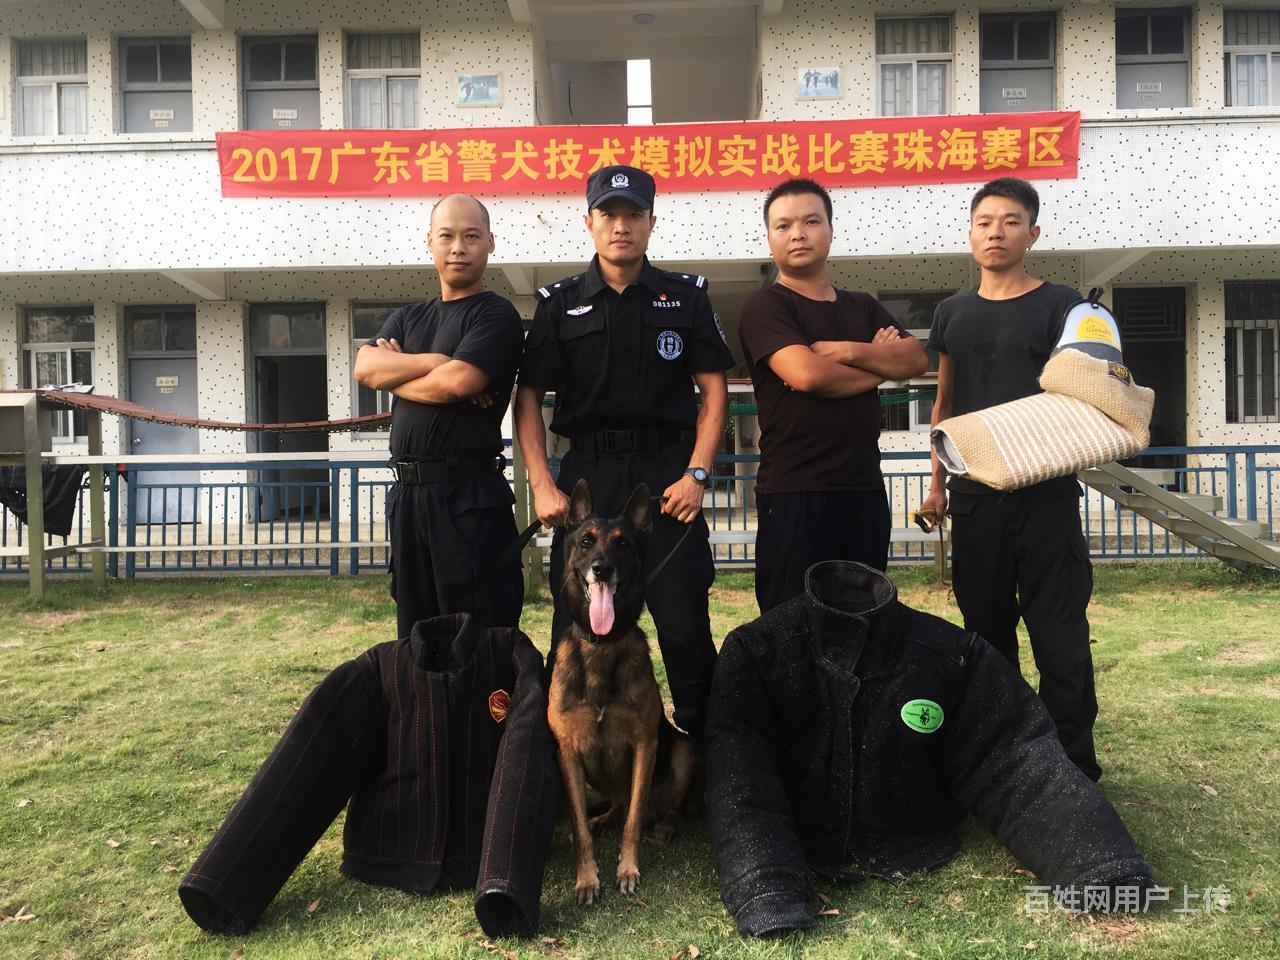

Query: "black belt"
<box><xmin>390</xmin><ymin>455</ymin><xmax>503</xmax><ymax>484</ymax></box>
<box><xmin>570</xmin><ymin>427</ymin><xmax>691</xmax><ymax>455</ymax></box>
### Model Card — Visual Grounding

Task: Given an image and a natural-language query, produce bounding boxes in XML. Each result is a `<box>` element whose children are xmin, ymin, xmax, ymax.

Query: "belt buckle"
<box><xmin>397</xmin><ymin>461</ymin><xmax>418</xmax><ymax>484</ymax></box>
<box><xmin>601</xmin><ymin>429</ymin><xmax>634</xmax><ymax>454</ymax></box>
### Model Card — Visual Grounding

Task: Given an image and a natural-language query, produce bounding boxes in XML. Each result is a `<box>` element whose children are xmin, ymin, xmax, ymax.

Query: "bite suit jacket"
<box><xmin>706</xmin><ymin>561</ymin><xmax>1155</xmax><ymax>937</ymax></box>
<box><xmin>179</xmin><ymin>614</ymin><xmax>561</xmax><ymax>938</ymax></box>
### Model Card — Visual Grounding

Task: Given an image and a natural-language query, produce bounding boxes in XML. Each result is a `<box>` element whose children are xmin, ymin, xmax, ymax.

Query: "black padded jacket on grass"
<box><xmin>706</xmin><ymin>560</ymin><xmax>1156</xmax><ymax>937</ymax></box>
<box><xmin>178</xmin><ymin>614</ymin><xmax>561</xmax><ymax>939</ymax></box>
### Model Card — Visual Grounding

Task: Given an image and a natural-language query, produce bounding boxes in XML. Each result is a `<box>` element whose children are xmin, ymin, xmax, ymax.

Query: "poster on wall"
<box><xmin>215</xmin><ymin>111</ymin><xmax>1081</xmax><ymax>198</ymax></box>
<box><xmin>797</xmin><ymin>66</ymin><xmax>842</xmax><ymax>100</ymax></box>
<box><xmin>458</xmin><ymin>73</ymin><xmax>502</xmax><ymax>107</ymax></box>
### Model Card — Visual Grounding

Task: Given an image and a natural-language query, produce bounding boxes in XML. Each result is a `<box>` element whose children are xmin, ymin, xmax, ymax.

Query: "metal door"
<box><xmin>128</xmin><ymin>357</ymin><xmax>199</xmax><ymax>522</ymax></box>
<box><xmin>1117</xmin><ymin>63</ymin><xmax>1189</xmax><ymax>108</ymax></box>
<box><xmin>246</xmin><ymin>89</ymin><xmax>321</xmax><ymax>130</ymax></box>
<box><xmin>979</xmin><ymin>68</ymin><xmax>1055</xmax><ymax>113</ymax></box>
<box><xmin>122</xmin><ymin>90</ymin><xmax>194</xmax><ymax>132</ymax></box>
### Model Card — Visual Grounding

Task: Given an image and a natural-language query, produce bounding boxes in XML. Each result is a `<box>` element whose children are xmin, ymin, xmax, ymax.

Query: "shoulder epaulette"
<box><xmin>662</xmin><ymin>270</ymin><xmax>708</xmax><ymax>290</ymax></box>
<box><xmin>536</xmin><ymin>274</ymin><xmax>583</xmax><ymax>301</ymax></box>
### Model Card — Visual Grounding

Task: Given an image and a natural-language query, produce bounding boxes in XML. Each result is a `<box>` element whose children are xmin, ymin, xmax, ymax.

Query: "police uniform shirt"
<box><xmin>517</xmin><ymin>256</ymin><xmax>734</xmax><ymax>437</ymax></box>
<box><xmin>369</xmin><ymin>292</ymin><xmax>524</xmax><ymax>459</ymax></box>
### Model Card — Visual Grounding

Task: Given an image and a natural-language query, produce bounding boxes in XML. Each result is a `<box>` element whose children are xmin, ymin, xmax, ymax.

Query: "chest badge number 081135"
<box><xmin>656</xmin><ymin>330</ymin><xmax>683</xmax><ymax>361</ymax></box>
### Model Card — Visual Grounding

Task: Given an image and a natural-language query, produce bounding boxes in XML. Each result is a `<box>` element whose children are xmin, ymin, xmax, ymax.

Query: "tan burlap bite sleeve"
<box><xmin>931</xmin><ymin>350</ymin><xmax>1154</xmax><ymax>492</ymax></box>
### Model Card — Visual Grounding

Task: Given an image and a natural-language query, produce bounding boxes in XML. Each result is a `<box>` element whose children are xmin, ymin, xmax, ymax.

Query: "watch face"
<box><xmin>689</xmin><ymin>467</ymin><xmax>708</xmax><ymax>482</ymax></box>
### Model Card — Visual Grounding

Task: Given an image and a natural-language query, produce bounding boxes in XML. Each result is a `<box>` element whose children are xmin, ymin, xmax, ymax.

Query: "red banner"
<box><xmin>216</xmin><ymin>112</ymin><xmax>1079</xmax><ymax>198</ymax></box>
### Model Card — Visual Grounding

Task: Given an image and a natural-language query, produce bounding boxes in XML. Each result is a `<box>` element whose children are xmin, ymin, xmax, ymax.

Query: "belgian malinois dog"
<box><xmin>547</xmin><ymin>479</ymin><xmax>700</xmax><ymax>905</ymax></box>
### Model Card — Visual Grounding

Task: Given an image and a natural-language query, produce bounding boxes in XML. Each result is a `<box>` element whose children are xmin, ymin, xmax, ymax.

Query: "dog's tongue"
<box><xmin>588</xmin><ymin>581</ymin><xmax>616</xmax><ymax>636</ymax></box>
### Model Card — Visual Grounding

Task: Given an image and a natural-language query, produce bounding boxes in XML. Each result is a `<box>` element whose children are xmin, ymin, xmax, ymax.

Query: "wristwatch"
<box><xmin>685</xmin><ymin>466</ymin><xmax>709</xmax><ymax>484</ymax></box>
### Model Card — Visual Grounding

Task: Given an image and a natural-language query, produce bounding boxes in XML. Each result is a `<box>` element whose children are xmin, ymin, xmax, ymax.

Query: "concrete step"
<box><xmin>1165</xmin><ymin>516</ymin><xmax>1272</xmax><ymax>541</ymax></box>
<box><xmin>1079</xmin><ymin>467</ymin><xmax>1178</xmax><ymax>487</ymax></box>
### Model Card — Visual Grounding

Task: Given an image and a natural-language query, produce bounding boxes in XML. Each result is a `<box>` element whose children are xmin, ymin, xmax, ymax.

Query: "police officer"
<box><xmin>513</xmin><ymin>165</ymin><xmax>733</xmax><ymax>740</ymax></box>
<box><xmin>355</xmin><ymin>194</ymin><xmax>525</xmax><ymax>638</ymax></box>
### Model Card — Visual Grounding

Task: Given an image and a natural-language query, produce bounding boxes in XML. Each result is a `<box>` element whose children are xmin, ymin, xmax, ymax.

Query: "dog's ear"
<box><xmin>623</xmin><ymin>484</ymin><xmax>651</xmax><ymax>533</ymax></box>
<box><xmin>567</xmin><ymin>478</ymin><xmax>593</xmax><ymax>528</ymax></box>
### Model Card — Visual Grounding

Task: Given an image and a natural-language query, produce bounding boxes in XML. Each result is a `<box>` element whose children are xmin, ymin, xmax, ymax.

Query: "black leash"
<box><xmin>495</xmin><ymin>494</ymin><xmax>695</xmax><ymax>586</ymax></box>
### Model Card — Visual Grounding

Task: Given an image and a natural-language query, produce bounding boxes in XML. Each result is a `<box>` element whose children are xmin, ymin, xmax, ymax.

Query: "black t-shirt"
<box><xmin>739</xmin><ymin>284</ymin><xmax>908</xmax><ymax>494</ymax></box>
<box><xmin>518</xmin><ymin>257</ymin><xmax>734</xmax><ymax>437</ymax></box>
<box><xmin>928</xmin><ymin>281</ymin><xmax>1082</xmax><ymax>496</ymax></box>
<box><xmin>368</xmin><ymin>292</ymin><xmax>523</xmax><ymax>459</ymax></box>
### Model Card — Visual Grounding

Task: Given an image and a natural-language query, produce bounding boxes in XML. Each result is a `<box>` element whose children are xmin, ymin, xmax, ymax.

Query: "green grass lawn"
<box><xmin>1</xmin><ymin>564</ymin><xmax>1278</xmax><ymax>960</ymax></box>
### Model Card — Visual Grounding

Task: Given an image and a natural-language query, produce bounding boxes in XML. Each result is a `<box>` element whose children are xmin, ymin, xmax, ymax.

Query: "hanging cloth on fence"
<box><xmin>0</xmin><ymin>465</ymin><xmax>87</xmax><ymax>537</ymax></box>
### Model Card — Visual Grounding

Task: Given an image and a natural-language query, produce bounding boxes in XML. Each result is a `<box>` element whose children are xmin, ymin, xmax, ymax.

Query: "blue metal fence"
<box><xmin>3</xmin><ymin>445</ymin><xmax>1278</xmax><ymax>578</ymax></box>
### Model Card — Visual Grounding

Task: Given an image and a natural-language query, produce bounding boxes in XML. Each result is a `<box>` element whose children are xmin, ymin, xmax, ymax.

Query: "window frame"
<box><xmin>20</xmin><ymin>305</ymin><xmax>95</xmax><ymax>441</ymax></box>
<box><xmin>1224</xmin><ymin>10</ymin><xmax>1280</xmax><ymax>106</ymax></box>
<box><xmin>15</xmin><ymin>38</ymin><xmax>89</xmax><ymax>137</ymax></box>
<box><xmin>1115</xmin><ymin>8</ymin><xmax>1190</xmax><ymax>64</ymax></box>
<box><xmin>125</xmin><ymin>305</ymin><xmax>197</xmax><ymax>358</ymax></box>
<box><xmin>1224</xmin><ymin>281</ymin><xmax>1280</xmax><ymax>423</ymax></box>
<box><xmin>874</xmin><ymin>16</ymin><xmax>954</xmax><ymax>118</ymax></box>
<box><xmin>119</xmin><ymin>36</ymin><xmax>193</xmax><ymax>93</ymax></box>
<box><xmin>350</xmin><ymin>302</ymin><xmax>412</xmax><ymax>432</ymax></box>
<box><xmin>979</xmin><ymin>13</ymin><xmax>1057</xmax><ymax>70</ymax></box>
<box><xmin>344</xmin><ymin>32</ymin><xmax>422</xmax><ymax>129</ymax></box>
<box><xmin>243</xmin><ymin>34</ymin><xmax>320</xmax><ymax>91</ymax></box>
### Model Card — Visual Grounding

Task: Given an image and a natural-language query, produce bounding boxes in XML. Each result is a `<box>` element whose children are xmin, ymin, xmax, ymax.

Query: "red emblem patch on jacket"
<box><xmin>488</xmin><ymin>689</ymin><xmax>510</xmax><ymax>723</ymax></box>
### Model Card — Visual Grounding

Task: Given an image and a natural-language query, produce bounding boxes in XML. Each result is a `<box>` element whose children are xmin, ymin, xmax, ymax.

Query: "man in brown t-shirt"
<box><xmin>740</xmin><ymin>179</ymin><xmax>928</xmax><ymax>613</ymax></box>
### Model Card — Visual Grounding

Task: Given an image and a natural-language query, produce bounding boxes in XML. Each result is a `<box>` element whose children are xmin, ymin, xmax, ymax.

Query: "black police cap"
<box><xmin>586</xmin><ymin>165</ymin><xmax>655</xmax><ymax>212</ymax></box>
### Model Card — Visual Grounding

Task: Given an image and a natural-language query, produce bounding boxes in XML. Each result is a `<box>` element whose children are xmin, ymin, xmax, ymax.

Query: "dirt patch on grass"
<box><xmin>1250</xmin><ymin>679</ymin><xmax>1280</xmax><ymax>699</ymax></box>
<box><xmin>1216</xmin><ymin>642</ymin><xmax>1276</xmax><ymax>665</ymax></box>
<box><xmin>19</xmin><ymin>610</ymin><xmax>93</xmax><ymax>630</ymax></box>
<box><xmin>1137</xmin><ymin>636</ymin><xmax>1192</xmax><ymax>655</ymax></box>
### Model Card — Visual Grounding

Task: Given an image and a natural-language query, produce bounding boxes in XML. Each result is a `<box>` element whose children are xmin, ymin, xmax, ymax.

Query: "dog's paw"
<box><xmin>644</xmin><ymin>821</ymin><xmax>675</xmax><ymax>847</ymax></box>
<box><xmin>575</xmin><ymin>868</ymin><xmax>602</xmax><ymax>906</ymax></box>
<box><xmin>588</xmin><ymin>806</ymin><xmax>618</xmax><ymax>837</ymax></box>
<box><xmin>616</xmin><ymin>864</ymin><xmax>640</xmax><ymax>896</ymax></box>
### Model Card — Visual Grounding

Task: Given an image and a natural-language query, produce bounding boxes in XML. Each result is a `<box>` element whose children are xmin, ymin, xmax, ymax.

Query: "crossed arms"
<box><xmin>354</xmin><ymin>338</ymin><xmax>493</xmax><ymax>406</ymax></box>
<box><xmin>765</xmin><ymin>327</ymin><xmax>929</xmax><ymax>398</ymax></box>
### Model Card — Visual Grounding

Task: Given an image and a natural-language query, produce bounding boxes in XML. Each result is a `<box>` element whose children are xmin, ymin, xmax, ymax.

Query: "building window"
<box><xmin>243</xmin><ymin>35</ymin><xmax>320</xmax><ymax>130</ymax></box>
<box><xmin>1224</xmin><ymin>10</ymin><xmax>1280</xmax><ymax>106</ymax></box>
<box><xmin>626</xmin><ymin>59</ymin><xmax>652</xmax><ymax>125</ymax></box>
<box><xmin>1225</xmin><ymin>282</ymin><xmax>1280</xmax><ymax>423</ymax></box>
<box><xmin>21</xmin><ymin>306</ymin><xmax>95</xmax><ymax>440</ymax></box>
<box><xmin>876</xmin><ymin>17</ymin><xmax>952</xmax><ymax>117</ymax></box>
<box><xmin>877</xmin><ymin>292</ymin><xmax>946</xmax><ymax>432</ymax></box>
<box><xmin>1116</xmin><ymin>9</ymin><xmax>1190</xmax><ymax>108</ymax></box>
<box><xmin>345</xmin><ymin>33</ymin><xmax>420</xmax><ymax>129</ymax></box>
<box><xmin>126</xmin><ymin>306</ymin><xmax>196</xmax><ymax>354</ymax></box>
<box><xmin>979</xmin><ymin>14</ymin><xmax>1055</xmax><ymax>113</ymax></box>
<box><xmin>352</xmin><ymin>304</ymin><xmax>409</xmax><ymax>429</ymax></box>
<box><xmin>120</xmin><ymin>37</ymin><xmax>193</xmax><ymax>132</ymax></box>
<box><xmin>15</xmin><ymin>39</ymin><xmax>88</xmax><ymax>136</ymax></box>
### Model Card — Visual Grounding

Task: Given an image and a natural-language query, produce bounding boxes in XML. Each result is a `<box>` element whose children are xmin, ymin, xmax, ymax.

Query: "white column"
<box><xmin>0</xmin><ymin>33</ymin><xmax>12</xmax><ymax>146</ymax></box>
<box><xmin>0</xmin><ymin>302</ymin><xmax>18</xmax><ymax>389</ymax></box>
<box><xmin>195</xmin><ymin>300</ymin><xmax>248</xmax><ymax>522</ymax></box>
<box><xmin>92</xmin><ymin>299</ymin><xmax>123</xmax><ymax>452</ymax></box>
<box><xmin>86</xmin><ymin>33</ymin><xmax>117</xmax><ymax>136</ymax></box>
<box><xmin>1187</xmin><ymin>279</ymin><xmax>1224</xmax><ymax>448</ymax></box>
<box><xmin>1192</xmin><ymin>2</ymin><xmax>1225</xmax><ymax>109</ymax></box>
<box><xmin>318</xmin><ymin>31</ymin><xmax>345</xmax><ymax>129</ymax></box>
<box><xmin>1059</xmin><ymin>2</ymin><xmax>1116</xmax><ymax>112</ymax></box>
<box><xmin>192</xmin><ymin>30</ymin><xmax>240</xmax><ymax>132</ymax></box>
<box><xmin>953</xmin><ymin>8</ymin><xmax>981</xmax><ymax>115</ymax></box>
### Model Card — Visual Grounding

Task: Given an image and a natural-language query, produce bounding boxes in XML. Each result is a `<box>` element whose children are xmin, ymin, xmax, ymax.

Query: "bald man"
<box><xmin>355</xmin><ymin>195</ymin><xmax>525</xmax><ymax>636</ymax></box>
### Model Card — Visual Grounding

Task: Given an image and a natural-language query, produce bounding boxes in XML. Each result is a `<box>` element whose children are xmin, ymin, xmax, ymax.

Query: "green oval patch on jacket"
<box><xmin>900</xmin><ymin>699</ymin><xmax>944</xmax><ymax>733</ymax></box>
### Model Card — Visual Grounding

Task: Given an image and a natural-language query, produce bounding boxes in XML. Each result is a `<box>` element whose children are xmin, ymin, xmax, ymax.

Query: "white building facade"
<box><xmin>1</xmin><ymin>0</ymin><xmax>1278</xmax><ymax>528</ymax></box>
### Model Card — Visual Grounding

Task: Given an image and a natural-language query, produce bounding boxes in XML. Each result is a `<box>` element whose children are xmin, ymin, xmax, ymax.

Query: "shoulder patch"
<box><xmin>536</xmin><ymin>274</ymin><xmax>582</xmax><ymax>301</ymax></box>
<box><xmin>662</xmin><ymin>270</ymin><xmax>709</xmax><ymax>291</ymax></box>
